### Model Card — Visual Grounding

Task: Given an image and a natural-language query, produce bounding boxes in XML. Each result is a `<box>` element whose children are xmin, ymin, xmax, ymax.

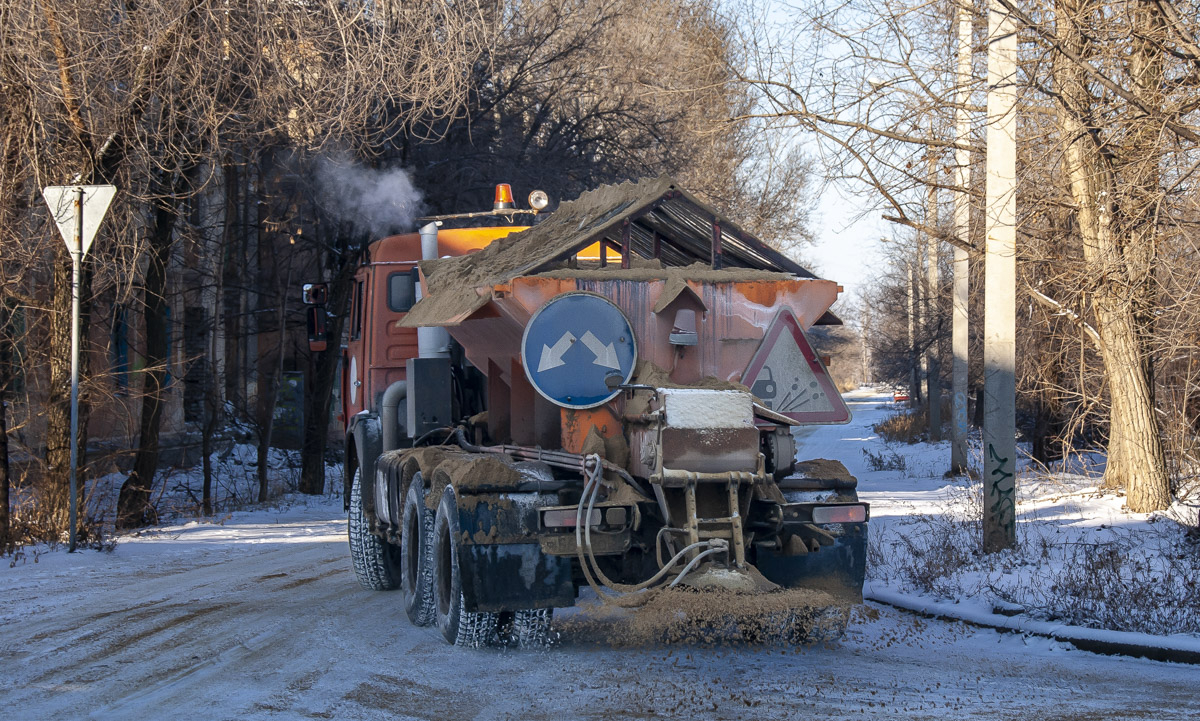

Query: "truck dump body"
<box><xmin>334</xmin><ymin>177</ymin><xmax>867</xmax><ymax>647</ymax></box>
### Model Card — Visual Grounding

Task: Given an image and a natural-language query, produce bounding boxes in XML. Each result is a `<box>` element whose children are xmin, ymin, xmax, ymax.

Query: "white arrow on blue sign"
<box><xmin>521</xmin><ymin>293</ymin><xmax>637</xmax><ymax>409</ymax></box>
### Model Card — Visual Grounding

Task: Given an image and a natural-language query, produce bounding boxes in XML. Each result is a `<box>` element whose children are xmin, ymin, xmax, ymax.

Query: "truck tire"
<box><xmin>348</xmin><ymin>466</ymin><xmax>402</xmax><ymax>591</ymax></box>
<box><xmin>432</xmin><ymin>488</ymin><xmax>498</xmax><ymax>647</ymax></box>
<box><xmin>401</xmin><ymin>476</ymin><xmax>435</xmax><ymax>626</ymax></box>
<box><xmin>513</xmin><ymin>608</ymin><xmax>555</xmax><ymax>648</ymax></box>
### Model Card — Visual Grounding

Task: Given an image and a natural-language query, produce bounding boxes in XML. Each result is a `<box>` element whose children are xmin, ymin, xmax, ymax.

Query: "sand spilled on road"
<box><xmin>555</xmin><ymin>586</ymin><xmax>852</xmax><ymax>648</ymax></box>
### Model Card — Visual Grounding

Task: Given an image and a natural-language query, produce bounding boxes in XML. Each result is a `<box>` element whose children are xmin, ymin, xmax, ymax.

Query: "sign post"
<box><xmin>42</xmin><ymin>185</ymin><xmax>116</xmax><ymax>552</ymax></box>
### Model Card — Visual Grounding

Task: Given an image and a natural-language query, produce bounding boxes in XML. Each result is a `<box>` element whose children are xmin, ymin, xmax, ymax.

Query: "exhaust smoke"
<box><xmin>312</xmin><ymin>153</ymin><xmax>424</xmax><ymax>237</ymax></box>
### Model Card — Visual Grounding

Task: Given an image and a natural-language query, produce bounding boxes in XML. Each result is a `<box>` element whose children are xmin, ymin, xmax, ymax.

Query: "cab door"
<box><xmin>344</xmin><ymin>275</ymin><xmax>367</xmax><ymax>420</ymax></box>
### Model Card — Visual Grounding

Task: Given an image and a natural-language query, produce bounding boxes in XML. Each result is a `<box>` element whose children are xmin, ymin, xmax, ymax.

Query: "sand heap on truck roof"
<box><xmin>402</xmin><ymin>176</ymin><xmax>822</xmax><ymax>328</ymax></box>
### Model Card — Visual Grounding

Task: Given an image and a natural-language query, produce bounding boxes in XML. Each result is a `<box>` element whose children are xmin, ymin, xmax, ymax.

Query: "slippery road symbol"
<box><xmin>741</xmin><ymin>308</ymin><xmax>851</xmax><ymax>424</ymax></box>
<box><xmin>521</xmin><ymin>292</ymin><xmax>637</xmax><ymax>409</ymax></box>
<box><xmin>538</xmin><ymin>331</ymin><xmax>621</xmax><ymax>372</ymax></box>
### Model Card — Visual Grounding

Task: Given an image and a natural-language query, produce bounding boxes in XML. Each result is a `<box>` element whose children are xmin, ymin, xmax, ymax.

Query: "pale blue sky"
<box><xmin>755</xmin><ymin>1</ymin><xmax>892</xmax><ymax>312</ymax></box>
<box><xmin>804</xmin><ymin>181</ymin><xmax>889</xmax><ymax>312</ymax></box>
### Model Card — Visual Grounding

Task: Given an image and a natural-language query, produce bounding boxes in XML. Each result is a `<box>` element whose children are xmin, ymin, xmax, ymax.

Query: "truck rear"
<box><xmin>308</xmin><ymin>178</ymin><xmax>867</xmax><ymax>647</ymax></box>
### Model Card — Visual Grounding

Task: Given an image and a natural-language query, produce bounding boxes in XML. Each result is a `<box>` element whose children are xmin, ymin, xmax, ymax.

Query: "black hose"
<box><xmin>453</xmin><ymin>426</ymin><xmax>485</xmax><ymax>452</ymax></box>
<box><xmin>412</xmin><ymin>426</ymin><xmax>455</xmax><ymax>447</ymax></box>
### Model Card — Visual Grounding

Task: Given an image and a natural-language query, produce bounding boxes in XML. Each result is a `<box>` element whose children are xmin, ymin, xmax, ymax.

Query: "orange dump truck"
<box><xmin>305</xmin><ymin>177</ymin><xmax>867</xmax><ymax>647</ymax></box>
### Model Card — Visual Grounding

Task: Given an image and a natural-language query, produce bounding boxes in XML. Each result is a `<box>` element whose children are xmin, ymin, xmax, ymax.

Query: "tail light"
<box><xmin>542</xmin><ymin>508</ymin><xmax>600</xmax><ymax>528</ymax></box>
<box><xmin>494</xmin><ymin>183</ymin><xmax>514</xmax><ymax>210</ymax></box>
<box><xmin>540</xmin><ymin>506</ymin><xmax>629</xmax><ymax>528</ymax></box>
<box><xmin>811</xmin><ymin>504</ymin><xmax>868</xmax><ymax>524</ymax></box>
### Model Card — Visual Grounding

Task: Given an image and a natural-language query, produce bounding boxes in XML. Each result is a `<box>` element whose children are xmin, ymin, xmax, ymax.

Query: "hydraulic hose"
<box><xmin>667</xmin><ymin>547</ymin><xmax>726</xmax><ymax>588</ymax></box>
<box><xmin>575</xmin><ymin>454</ymin><xmax>717</xmax><ymax>601</ymax></box>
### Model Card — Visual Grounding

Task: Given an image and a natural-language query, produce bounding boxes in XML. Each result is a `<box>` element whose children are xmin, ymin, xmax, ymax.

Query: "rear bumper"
<box><xmin>455</xmin><ymin>492</ymin><xmax>868</xmax><ymax>611</ymax></box>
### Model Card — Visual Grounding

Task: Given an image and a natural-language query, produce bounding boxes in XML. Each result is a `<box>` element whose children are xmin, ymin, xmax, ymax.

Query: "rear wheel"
<box><xmin>432</xmin><ymin>488</ymin><xmax>498</xmax><ymax>647</ymax></box>
<box><xmin>513</xmin><ymin>608</ymin><xmax>556</xmax><ymax>648</ymax></box>
<box><xmin>401</xmin><ymin>475</ymin><xmax>435</xmax><ymax>626</ymax></box>
<box><xmin>348</xmin><ymin>466</ymin><xmax>401</xmax><ymax>591</ymax></box>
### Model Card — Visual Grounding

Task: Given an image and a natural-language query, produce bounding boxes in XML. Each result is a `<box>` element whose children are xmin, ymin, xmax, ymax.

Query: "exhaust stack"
<box><xmin>416</xmin><ymin>222</ymin><xmax>450</xmax><ymax>359</ymax></box>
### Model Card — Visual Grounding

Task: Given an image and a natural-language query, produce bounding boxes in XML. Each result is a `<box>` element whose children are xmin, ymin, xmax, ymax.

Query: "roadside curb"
<box><xmin>863</xmin><ymin>583</ymin><xmax>1200</xmax><ymax>665</ymax></box>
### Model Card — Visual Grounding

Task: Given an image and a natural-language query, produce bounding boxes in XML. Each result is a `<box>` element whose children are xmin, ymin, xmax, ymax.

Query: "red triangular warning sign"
<box><xmin>741</xmin><ymin>309</ymin><xmax>851</xmax><ymax>424</ymax></box>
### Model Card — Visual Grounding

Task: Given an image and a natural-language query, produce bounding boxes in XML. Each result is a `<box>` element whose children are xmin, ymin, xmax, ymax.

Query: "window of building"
<box><xmin>350</xmin><ymin>280</ymin><xmax>364</xmax><ymax>340</ymax></box>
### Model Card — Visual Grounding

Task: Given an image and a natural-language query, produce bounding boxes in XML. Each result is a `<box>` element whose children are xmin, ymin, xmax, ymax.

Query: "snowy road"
<box><xmin>4</xmin><ymin>392</ymin><xmax>1199</xmax><ymax>720</ymax></box>
<box><xmin>4</xmin><ymin>520</ymin><xmax>1197</xmax><ymax>721</ymax></box>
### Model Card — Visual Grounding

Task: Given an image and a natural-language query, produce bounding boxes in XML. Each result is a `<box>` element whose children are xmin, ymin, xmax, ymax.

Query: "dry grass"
<box><xmin>1003</xmin><ymin>527</ymin><xmax>1200</xmax><ymax>636</ymax></box>
<box><xmin>5</xmin><ymin>494</ymin><xmax>114</xmax><ymax>556</ymax></box>
<box><xmin>872</xmin><ymin>399</ymin><xmax>953</xmax><ymax>444</ymax></box>
<box><xmin>873</xmin><ymin>407</ymin><xmax>928</xmax><ymax>444</ymax></box>
<box><xmin>867</xmin><ymin>483</ymin><xmax>983</xmax><ymax>598</ymax></box>
<box><xmin>867</xmin><ymin>478</ymin><xmax>1200</xmax><ymax>636</ymax></box>
<box><xmin>861</xmin><ymin>446</ymin><xmax>907</xmax><ymax>472</ymax></box>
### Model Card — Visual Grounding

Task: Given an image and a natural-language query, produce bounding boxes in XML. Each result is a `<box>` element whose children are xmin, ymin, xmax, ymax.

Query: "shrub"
<box><xmin>873</xmin><ymin>408</ymin><xmax>928</xmax><ymax>444</ymax></box>
<box><xmin>861</xmin><ymin>446</ymin><xmax>906</xmax><ymax>472</ymax></box>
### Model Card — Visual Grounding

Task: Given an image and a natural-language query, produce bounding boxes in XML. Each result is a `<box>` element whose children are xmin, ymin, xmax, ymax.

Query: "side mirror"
<box><xmin>302</xmin><ymin>282</ymin><xmax>328</xmax><ymax>305</ymax></box>
<box><xmin>306</xmin><ymin>306</ymin><xmax>328</xmax><ymax>352</ymax></box>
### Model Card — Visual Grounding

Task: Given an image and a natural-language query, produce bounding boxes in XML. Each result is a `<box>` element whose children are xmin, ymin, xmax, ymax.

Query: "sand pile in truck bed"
<box><xmin>555</xmin><ymin>586</ymin><xmax>851</xmax><ymax>648</ymax></box>
<box><xmin>534</xmin><ymin>262</ymin><xmax>793</xmax><ymax>283</ymax></box>
<box><xmin>402</xmin><ymin>177</ymin><xmax>676</xmax><ymax>327</ymax></box>
<box><xmin>401</xmin><ymin>176</ymin><xmax>802</xmax><ymax>328</ymax></box>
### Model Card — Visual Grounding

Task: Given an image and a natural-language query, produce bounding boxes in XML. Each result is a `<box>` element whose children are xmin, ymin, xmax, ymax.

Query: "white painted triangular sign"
<box><xmin>741</xmin><ymin>308</ymin><xmax>851</xmax><ymax>424</ymax></box>
<box><xmin>42</xmin><ymin>185</ymin><xmax>117</xmax><ymax>258</ymax></box>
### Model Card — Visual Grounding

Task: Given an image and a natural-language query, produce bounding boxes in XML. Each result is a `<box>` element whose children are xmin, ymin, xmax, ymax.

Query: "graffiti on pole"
<box><xmin>985</xmin><ymin>442</ymin><xmax>1015</xmax><ymax>544</ymax></box>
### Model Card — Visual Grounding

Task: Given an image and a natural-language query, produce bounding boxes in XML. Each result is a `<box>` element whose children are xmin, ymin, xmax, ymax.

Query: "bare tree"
<box><xmin>1</xmin><ymin>0</ymin><xmax>493</xmax><ymax>528</ymax></box>
<box><xmin>738</xmin><ymin>0</ymin><xmax>1200</xmax><ymax>512</ymax></box>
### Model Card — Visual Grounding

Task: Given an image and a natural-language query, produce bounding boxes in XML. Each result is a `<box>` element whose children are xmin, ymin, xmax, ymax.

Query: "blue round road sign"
<box><xmin>521</xmin><ymin>293</ymin><xmax>637</xmax><ymax>409</ymax></box>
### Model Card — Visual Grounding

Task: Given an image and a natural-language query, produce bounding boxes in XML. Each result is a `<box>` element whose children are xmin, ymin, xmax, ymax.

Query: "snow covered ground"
<box><xmin>813</xmin><ymin>389</ymin><xmax>1200</xmax><ymax>641</ymax></box>
<box><xmin>3</xmin><ymin>388</ymin><xmax>1200</xmax><ymax>719</ymax></box>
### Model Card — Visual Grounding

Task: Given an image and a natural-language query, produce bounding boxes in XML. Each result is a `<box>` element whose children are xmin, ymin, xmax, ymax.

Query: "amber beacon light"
<box><xmin>493</xmin><ymin>183</ymin><xmax>515</xmax><ymax>210</ymax></box>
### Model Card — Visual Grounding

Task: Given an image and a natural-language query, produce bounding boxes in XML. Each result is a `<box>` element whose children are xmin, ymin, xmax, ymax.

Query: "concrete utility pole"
<box><xmin>951</xmin><ymin>1</ymin><xmax>973</xmax><ymax>474</ymax></box>
<box><xmin>982</xmin><ymin>1</ymin><xmax>1017</xmax><ymax>552</ymax></box>
<box><xmin>907</xmin><ymin>260</ymin><xmax>919</xmax><ymax>404</ymax></box>
<box><xmin>925</xmin><ymin>146</ymin><xmax>942</xmax><ymax>442</ymax></box>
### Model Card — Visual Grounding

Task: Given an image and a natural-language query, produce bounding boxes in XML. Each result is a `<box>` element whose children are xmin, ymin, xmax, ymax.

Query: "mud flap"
<box><xmin>455</xmin><ymin>493</ymin><xmax>575</xmax><ymax>612</ymax></box>
<box><xmin>459</xmin><ymin>544</ymin><xmax>575</xmax><ymax>613</ymax></box>
<box><xmin>754</xmin><ymin>523</ymin><xmax>867</xmax><ymax>602</ymax></box>
<box><xmin>345</xmin><ymin>413</ymin><xmax>381</xmax><ymax>512</ymax></box>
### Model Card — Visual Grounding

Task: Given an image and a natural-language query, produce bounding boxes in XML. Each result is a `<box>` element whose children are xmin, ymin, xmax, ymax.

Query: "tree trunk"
<box><xmin>116</xmin><ymin>170</ymin><xmax>187</xmax><ymax>529</ymax></box>
<box><xmin>924</xmin><ymin>146</ymin><xmax>941</xmax><ymax>441</ymax></box>
<box><xmin>258</xmin><ymin>263</ymin><xmax>291</xmax><ymax>503</ymax></box>
<box><xmin>0</xmin><ymin>300</ymin><xmax>10</xmax><ymax>551</ymax></box>
<box><xmin>298</xmin><ymin>249</ymin><xmax>356</xmax><ymax>495</ymax></box>
<box><xmin>0</xmin><ymin>105</ymin><xmax>19</xmax><ymax>550</ymax></box>
<box><xmin>1054</xmin><ymin>0</ymin><xmax>1170</xmax><ymax>512</ymax></box>
<box><xmin>907</xmin><ymin>261</ymin><xmax>921</xmax><ymax>404</ymax></box>
<box><xmin>201</xmin><ymin>162</ymin><xmax>233</xmax><ymax>515</ymax></box>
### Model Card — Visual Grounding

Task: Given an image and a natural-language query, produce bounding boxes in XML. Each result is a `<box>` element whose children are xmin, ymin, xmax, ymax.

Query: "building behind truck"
<box><xmin>304</xmin><ymin>177</ymin><xmax>867</xmax><ymax>647</ymax></box>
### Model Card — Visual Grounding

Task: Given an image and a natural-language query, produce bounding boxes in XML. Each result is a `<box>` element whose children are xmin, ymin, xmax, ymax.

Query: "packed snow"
<box><xmin>2</xmin><ymin>388</ymin><xmax>1199</xmax><ymax>719</ymax></box>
